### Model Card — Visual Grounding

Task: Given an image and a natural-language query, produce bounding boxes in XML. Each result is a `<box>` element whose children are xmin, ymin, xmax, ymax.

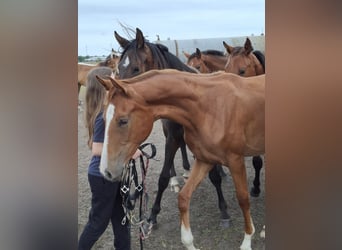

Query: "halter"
<box><xmin>120</xmin><ymin>143</ymin><xmax>157</xmax><ymax>249</ymax></box>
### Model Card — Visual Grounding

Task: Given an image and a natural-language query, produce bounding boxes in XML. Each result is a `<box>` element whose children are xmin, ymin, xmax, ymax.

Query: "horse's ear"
<box><xmin>136</xmin><ymin>27</ymin><xmax>145</xmax><ymax>49</ymax></box>
<box><xmin>223</xmin><ymin>41</ymin><xmax>234</xmax><ymax>54</ymax></box>
<box><xmin>244</xmin><ymin>38</ymin><xmax>253</xmax><ymax>55</ymax></box>
<box><xmin>114</xmin><ymin>31</ymin><xmax>130</xmax><ymax>48</ymax></box>
<box><xmin>195</xmin><ymin>48</ymin><xmax>202</xmax><ymax>59</ymax></box>
<box><xmin>96</xmin><ymin>75</ymin><xmax>113</xmax><ymax>91</ymax></box>
<box><xmin>109</xmin><ymin>78</ymin><xmax>131</xmax><ymax>96</ymax></box>
<box><xmin>183</xmin><ymin>51</ymin><xmax>191</xmax><ymax>59</ymax></box>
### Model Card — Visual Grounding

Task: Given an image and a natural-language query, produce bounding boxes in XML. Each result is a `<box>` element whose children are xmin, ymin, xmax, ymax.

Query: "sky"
<box><xmin>78</xmin><ymin>0</ymin><xmax>265</xmax><ymax>56</ymax></box>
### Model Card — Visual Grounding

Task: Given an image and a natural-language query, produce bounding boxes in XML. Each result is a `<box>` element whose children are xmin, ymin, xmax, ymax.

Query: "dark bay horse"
<box><xmin>96</xmin><ymin>69</ymin><xmax>265</xmax><ymax>250</ymax></box>
<box><xmin>114</xmin><ymin>28</ymin><xmax>230</xmax><ymax>227</ymax></box>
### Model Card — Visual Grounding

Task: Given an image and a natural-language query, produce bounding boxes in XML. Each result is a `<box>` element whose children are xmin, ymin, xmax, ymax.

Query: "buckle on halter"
<box><xmin>121</xmin><ymin>185</ymin><xmax>129</xmax><ymax>194</ymax></box>
<box><xmin>135</xmin><ymin>184</ymin><xmax>143</xmax><ymax>192</ymax></box>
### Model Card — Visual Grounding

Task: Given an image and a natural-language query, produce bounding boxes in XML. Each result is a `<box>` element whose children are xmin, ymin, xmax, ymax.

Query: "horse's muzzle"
<box><xmin>103</xmin><ymin>169</ymin><xmax>121</xmax><ymax>182</ymax></box>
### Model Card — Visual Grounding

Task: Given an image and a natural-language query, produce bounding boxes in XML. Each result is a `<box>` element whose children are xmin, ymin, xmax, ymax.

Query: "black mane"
<box><xmin>253</xmin><ymin>50</ymin><xmax>265</xmax><ymax>71</ymax></box>
<box><xmin>120</xmin><ymin>40</ymin><xmax>197</xmax><ymax>73</ymax></box>
<box><xmin>188</xmin><ymin>49</ymin><xmax>225</xmax><ymax>60</ymax></box>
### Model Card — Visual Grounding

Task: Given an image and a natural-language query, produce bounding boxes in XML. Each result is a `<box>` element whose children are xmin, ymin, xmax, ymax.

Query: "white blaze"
<box><xmin>100</xmin><ymin>104</ymin><xmax>115</xmax><ymax>175</ymax></box>
<box><xmin>123</xmin><ymin>55</ymin><xmax>130</xmax><ymax>67</ymax></box>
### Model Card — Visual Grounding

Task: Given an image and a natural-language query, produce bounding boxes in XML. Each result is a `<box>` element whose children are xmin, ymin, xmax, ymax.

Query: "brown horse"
<box><xmin>78</xmin><ymin>49</ymin><xmax>120</xmax><ymax>95</ymax></box>
<box><xmin>96</xmin><ymin>69</ymin><xmax>265</xmax><ymax>250</ymax></box>
<box><xmin>114</xmin><ymin>28</ymin><xmax>230</xmax><ymax>227</ymax></box>
<box><xmin>223</xmin><ymin>37</ymin><xmax>265</xmax><ymax>76</ymax></box>
<box><xmin>223</xmin><ymin>38</ymin><xmax>265</xmax><ymax>196</ymax></box>
<box><xmin>184</xmin><ymin>45</ymin><xmax>265</xmax><ymax>197</ymax></box>
<box><xmin>183</xmin><ymin>48</ymin><xmax>227</xmax><ymax>73</ymax></box>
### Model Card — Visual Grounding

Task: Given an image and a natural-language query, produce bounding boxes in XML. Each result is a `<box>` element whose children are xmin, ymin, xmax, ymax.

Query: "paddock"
<box><xmin>78</xmin><ymin>95</ymin><xmax>265</xmax><ymax>249</ymax></box>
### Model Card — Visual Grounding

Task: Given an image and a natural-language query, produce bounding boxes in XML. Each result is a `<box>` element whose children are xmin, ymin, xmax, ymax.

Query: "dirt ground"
<box><xmin>78</xmin><ymin>89</ymin><xmax>265</xmax><ymax>250</ymax></box>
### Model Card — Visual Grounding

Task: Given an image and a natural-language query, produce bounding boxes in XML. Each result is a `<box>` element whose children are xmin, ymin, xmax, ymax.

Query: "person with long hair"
<box><xmin>78</xmin><ymin>66</ymin><xmax>140</xmax><ymax>250</ymax></box>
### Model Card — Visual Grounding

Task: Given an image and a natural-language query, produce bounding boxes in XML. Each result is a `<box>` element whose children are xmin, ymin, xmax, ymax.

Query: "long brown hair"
<box><xmin>84</xmin><ymin>67</ymin><xmax>112</xmax><ymax>148</ymax></box>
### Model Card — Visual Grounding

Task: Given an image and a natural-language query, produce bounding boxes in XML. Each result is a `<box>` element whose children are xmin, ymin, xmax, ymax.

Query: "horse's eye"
<box><xmin>133</xmin><ymin>67</ymin><xmax>140</xmax><ymax>73</ymax></box>
<box><xmin>118</xmin><ymin>118</ymin><xmax>128</xmax><ymax>127</ymax></box>
<box><xmin>239</xmin><ymin>69</ymin><xmax>246</xmax><ymax>76</ymax></box>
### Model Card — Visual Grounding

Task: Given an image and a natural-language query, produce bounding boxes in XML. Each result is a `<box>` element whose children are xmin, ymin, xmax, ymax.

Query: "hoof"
<box><xmin>250</xmin><ymin>187</ymin><xmax>260</xmax><ymax>197</ymax></box>
<box><xmin>171</xmin><ymin>184</ymin><xmax>180</xmax><ymax>193</ymax></box>
<box><xmin>182</xmin><ymin>170</ymin><xmax>190</xmax><ymax>179</ymax></box>
<box><xmin>220</xmin><ymin>218</ymin><xmax>231</xmax><ymax>228</ymax></box>
<box><xmin>170</xmin><ymin>176</ymin><xmax>181</xmax><ymax>193</ymax></box>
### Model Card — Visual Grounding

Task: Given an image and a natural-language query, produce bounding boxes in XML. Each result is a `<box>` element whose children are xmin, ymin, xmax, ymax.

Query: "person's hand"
<box><xmin>132</xmin><ymin>149</ymin><xmax>142</xmax><ymax>159</ymax></box>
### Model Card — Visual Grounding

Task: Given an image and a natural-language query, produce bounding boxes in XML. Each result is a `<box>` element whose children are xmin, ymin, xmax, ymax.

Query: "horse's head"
<box><xmin>114</xmin><ymin>28</ymin><xmax>155</xmax><ymax>79</ymax></box>
<box><xmin>223</xmin><ymin>38</ymin><xmax>264</xmax><ymax>77</ymax></box>
<box><xmin>184</xmin><ymin>49</ymin><xmax>227</xmax><ymax>73</ymax></box>
<box><xmin>115</xmin><ymin>28</ymin><xmax>195</xmax><ymax>79</ymax></box>
<box><xmin>98</xmin><ymin>49</ymin><xmax>120</xmax><ymax>71</ymax></box>
<box><xmin>95</xmin><ymin>75</ymin><xmax>154</xmax><ymax>181</ymax></box>
<box><xmin>184</xmin><ymin>49</ymin><xmax>211</xmax><ymax>73</ymax></box>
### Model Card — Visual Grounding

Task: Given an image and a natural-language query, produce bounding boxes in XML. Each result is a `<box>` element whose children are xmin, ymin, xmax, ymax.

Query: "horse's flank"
<box><xmin>110</xmin><ymin>69</ymin><xmax>265</xmax><ymax>163</ymax></box>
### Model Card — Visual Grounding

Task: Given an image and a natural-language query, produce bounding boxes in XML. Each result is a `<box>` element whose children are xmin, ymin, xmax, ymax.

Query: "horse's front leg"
<box><xmin>148</xmin><ymin>132</ymin><xmax>179</xmax><ymax>225</ymax></box>
<box><xmin>178</xmin><ymin>159</ymin><xmax>212</xmax><ymax>250</ymax></box>
<box><xmin>228</xmin><ymin>154</ymin><xmax>255</xmax><ymax>250</ymax></box>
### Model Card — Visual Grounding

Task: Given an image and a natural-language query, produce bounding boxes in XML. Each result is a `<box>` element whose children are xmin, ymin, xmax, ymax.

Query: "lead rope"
<box><xmin>120</xmin><ymin>143</ymin><xmax>157</xmax><ymax>250</ymax></box>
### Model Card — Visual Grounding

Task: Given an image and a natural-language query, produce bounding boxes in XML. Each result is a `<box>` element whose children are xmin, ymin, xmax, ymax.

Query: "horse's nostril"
<box><xmin>105</xmin><ymin>169</ymin><xmax>112</xmax><ymax>179</ymax></box>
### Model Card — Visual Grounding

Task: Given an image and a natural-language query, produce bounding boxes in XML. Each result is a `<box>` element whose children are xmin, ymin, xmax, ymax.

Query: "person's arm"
<box><xmin>92</xmin><ymin>142</ymin><xmax>103</xmax><ymax>156</ymax></box>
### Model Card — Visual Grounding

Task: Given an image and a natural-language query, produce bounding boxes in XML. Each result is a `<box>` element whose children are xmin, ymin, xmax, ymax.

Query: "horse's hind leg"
<box><xmin>250</xmin><ymin>155</ymin><xmax>263</xmax><ymax>197</ymax></box>
<box><xmin>208</xmin><ymin>165</ymin><xmax>230</xmax><ymax>227</ymax></box>
<box><xmin>179</xmin><ymin>137</ymin><xmax>191</xmax><ymax>178</ymax></box>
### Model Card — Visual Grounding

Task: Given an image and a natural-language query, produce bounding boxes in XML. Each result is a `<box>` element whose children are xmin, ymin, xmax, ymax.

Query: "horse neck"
<box><xmin>203</xmin><ymin>55</ymin><xmax>227</xmax><ymax>71</ymax></box>
<box><xmin>158</xmin><ymin>50</ymin><xmax>196</xmax><ymax>73</ymax></box>
<box><xmin>133</xmin><ymin>73</ymin><xmax>199</xmax><ymax>127</ymax></box>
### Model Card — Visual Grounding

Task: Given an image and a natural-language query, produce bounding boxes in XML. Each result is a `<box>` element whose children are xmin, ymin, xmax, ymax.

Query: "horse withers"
<box><xmin>96</xmin><ymin>69</ymin><xmax>265</xmax><ymax>250</ymax></box>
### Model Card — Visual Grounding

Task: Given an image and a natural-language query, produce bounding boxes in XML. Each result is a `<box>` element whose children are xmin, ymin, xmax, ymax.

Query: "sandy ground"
<box><xmin>78</xmin><ymin>88</ymin><xmax>265</xmax><ymax>250</ymax></box>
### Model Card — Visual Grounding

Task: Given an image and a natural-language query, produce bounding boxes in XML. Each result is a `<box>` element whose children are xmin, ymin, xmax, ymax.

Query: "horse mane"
<box><xmin>120</xmin><ymin>39</ymin><xmax>197</xmax><ymax>73</ymax></box>
<box><xmin>188</xmin><ymin>50</ymin><xmax>225</xmax><ymax>60</ymax></box>
<box><xmin>252</xmin><ymin>50</ymin><xmax>265</xmax><ymax>71</ymax></box>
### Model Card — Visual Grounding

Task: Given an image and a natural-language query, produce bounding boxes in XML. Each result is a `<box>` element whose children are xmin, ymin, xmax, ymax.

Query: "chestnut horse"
<box><xmin>96</xmin><ymin>69</ymin><xmax>265</xmax><ymax>250</ymax></box>
<box><xmin>78</xmin><ymin>49</ymin><xmax>120</xmax><ymax>94</ymax></box>
<box><xmin>114</xmin><ymin>28</ymin><xmax>230</xmax><ymax>227</ymax></box>
<box><xmin>184</xmin><ymin>44</ymin><xmax>265</xmax><ymax>197</ymax></box>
